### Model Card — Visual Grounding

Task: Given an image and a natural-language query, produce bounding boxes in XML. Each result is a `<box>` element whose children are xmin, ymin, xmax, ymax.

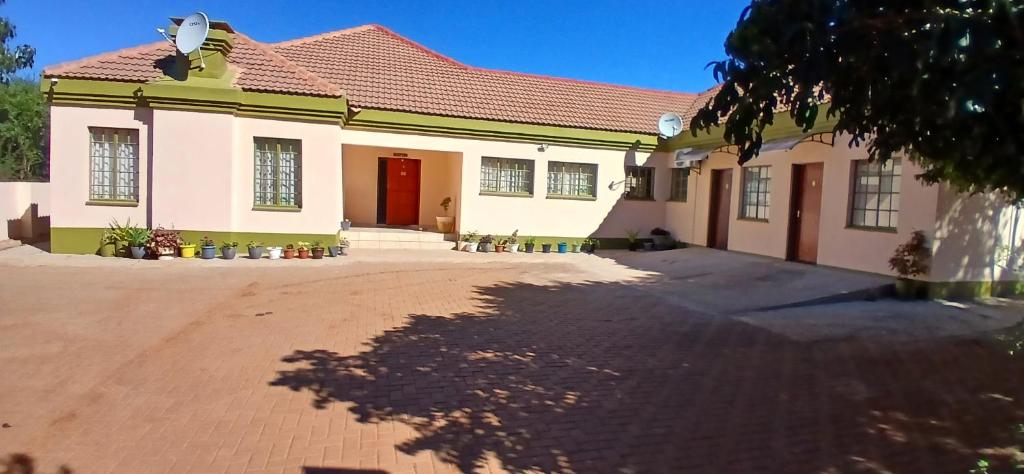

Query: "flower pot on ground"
<box><xmin>495</xmin><ymin>244</ymin><xmax>506</xmax><ymax>253</ymax></box>
<box><xmin>505</xmin><ymin>230</ymin><xmax>520</xmax><ymax>253</ymax></box>
<box><xmin>283</xmin><ymin>244</ymin><xmax>296</xmax><ymax>259</ymax></box>
<box><xmin>129</xmin><ymin>246</ymin><xmax>146</xmax><ymax>259</ymax></box>
<box><xmin>436</xmin><ymin>197</ymin><xmax>455</xmax><ymax>233</ymax></box>
<box><xmin>508</xmin><ymin>243</ymin><xmax>520</xmax><ymax>253</ymax></box>
<box><xmin>586</xmin><ymin>239</ymin><xmax>599</xmax><ymax>254</ymax></box>
<box><xmin>643</xmin><ymin>242</ymin><xmax>655</xmax><ymax>251</ymax></box>
<box><xmin>889</xmin><ymin>230</ymin><xmax>931</xmax><ymax>299</ymax></box>
<box><xmin>557</xmin><ymin>242</ymin><xmax>568</xmax><ymax>253</ymax></box>
<box><xmin>180</xmin><ymin>243</ymin><xmax>197</xmax><ymax>258</ymax></box>
<box><xmin>541</xmin><ymin>243</ymin><xmax>552</xmax><ymax>253</ymax></box>
<box><xmin>328</xmin><ymin>245</ymin><xmax>339</xmax><ymax>257</ymax></box>
<box><xmin>221</xmin><ymin>241</ymin><xmax>238</xmax><ymax>260</ymax></box>
<box><xmin>524</xmin><ymin>237</ymin><xmax>536</xmax><ymax>253</ymax></box>
<box><xmin>199</xmin><ymin>236</ymin><xmax>217</xmax><ymax>260</ymax></box>
<box><xmin>478</xmin><ymin>234</ymin><xmax>495</xmax><ymax>253</ymax></box>
<box><xmin>124</xmin><ymin>226</ymin><xmax>151</xmax><ymax>260</ymax></box>
<box><xmin>651</xmin><ymin>227</ymin><xmax>674</xmax><ymax>250</ymax></box>
<box><xmin>338</xmin><ymin>237</ymin><xmax>350</xmax><ymax>256</ymax></box>
<box><xmin>267</xmin><ymin>246</ymin><xmax>283</xmax><ymax>259</ymax></box>
<box><xmin>99</xmin><ymin>231</ymin><xmax>117</xmax><ymax>257</ymax></box>
<box><xmin>626</xmin><ymin>229</ymin><xmax>640</xmax><ymax>251</ymax></box>
<box><xmin>570</xmin><ymin>242</ymin><xmax>581</xmax><ymax>253</ymax></box>
<box><xmin>296</xmin><ymin>242</ymin><xmax>311</xmax><ymax>259</ymax></box>
<box><xmin>148</xmin><ymin>228</ymin><xmax>182</xmax><ymax>260</ymax></box>
<box><xmin>247</xmin><ymin>241</ymin><xmax>264</xmax><ymax>259</ymax></box>
<box><xmin>460</xmin><ymin>231</ymin><xmax>479</xmax><ymax>252</ymax></box>
<box><xmin>311</xmin><ymin>241</ymin><xmax>325</xmax><ymax>259</ymax></box>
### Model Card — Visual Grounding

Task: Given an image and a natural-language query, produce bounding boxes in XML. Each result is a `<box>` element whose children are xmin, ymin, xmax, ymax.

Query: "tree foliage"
<box><xmin>690</xmin><ymin>0</ymin><xmax>1024</xmax><ymax>200</ymax></box>
<box><xmin>0</xmin><ymin>79</ymin><xmax>45</xmax><ymax>180</ymax></box>
<box><xmin>0</xmin><ymin>0</ymin><xmax>33</xmax><ymax>84</ymax></box>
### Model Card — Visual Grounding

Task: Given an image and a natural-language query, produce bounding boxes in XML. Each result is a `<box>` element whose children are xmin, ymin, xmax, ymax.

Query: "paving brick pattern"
<box><xmin>1</xmin><ymin>260</ymin><xmax>1021</xmax><ymax>473</ymax></box>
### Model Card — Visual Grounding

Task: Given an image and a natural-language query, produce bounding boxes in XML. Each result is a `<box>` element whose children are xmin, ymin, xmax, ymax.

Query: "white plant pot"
<box><xmin>508</xmin><ymin>243</ymin><xmax>519</xmax><ymax>253</ymax></box>
<box><xmin>267</xmin><ymin>247</ymin><xmax>283</xmax><ymax>260</ymax></box>
<box><xmin>462</xmin><ymin>242</ymin><xmax>478</xmax><ymax>253</ymax></box>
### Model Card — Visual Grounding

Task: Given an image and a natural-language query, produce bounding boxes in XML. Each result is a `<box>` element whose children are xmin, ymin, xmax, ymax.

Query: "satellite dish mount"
<box><xmin>157</xmin><ymin>12</ymin><xmax>211</xmax><ymax>71</ymax></box>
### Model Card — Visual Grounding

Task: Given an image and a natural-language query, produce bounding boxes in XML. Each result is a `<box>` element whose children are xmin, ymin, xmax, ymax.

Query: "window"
<box><xmin>254</xmin><ymin>137</ymin><xmax>302</xmax><ymax>208</ymax></box>
<box><xmin>480</xmin><ymin>157</ymin><xmax>534</xmax><ymax>195</ymax></box>
<box><xmin>89</xmin><ymin>128</ymin><xmax>139</xmax><ymax>202</ymax></box>
<box><xmin>741</xmin><ymin>166</ymin><xmax>771</xmax><ymax>220</ymax></box>
<box><xmin>624</xmin><ymin>166</ymin><xmax>654</xmax><ymax>200</ymax></box>
<box><xmin>669</xmin><ymin>168</ymin><xmax>690</xmax><ymax>202</ymax></box>
<box><xmin>547</xmin><ymin>161</ymin><xmax>597</xmax><ymax>198</ymax></box>
<box><xmin>850</xmin><ymin>158</ymin><xmax>901</xmax><ymax>230</ymax></box>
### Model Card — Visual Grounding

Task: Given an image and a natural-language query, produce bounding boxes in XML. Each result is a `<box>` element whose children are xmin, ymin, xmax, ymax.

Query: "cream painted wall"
<box><xmin>662</xmin><ymin>140</ymin><xmax>940</xmax><ymax>277</ymax></box>
<box><xmin>339</xmin><ymin>129</ymin><xmax>670</xmax><ymax>239</ymax></box>
<box><xmin>0</xmin><ymin>182</ymin><xmax>49</xmax><ymax>240</ymax></box>
<box><xmin>48</xmin><ymin>105</ymin><xmax>150</xmax><ymax>229</ymax></box>
<box><xmin>932</xmin><ymin>186</ymin><xmax>1024</xmax><ymax>282</ymax></box>
<box><xmin>341</xmin><ymin>144</ymin><xmax>461</xmax><ymax>229</ymax></box>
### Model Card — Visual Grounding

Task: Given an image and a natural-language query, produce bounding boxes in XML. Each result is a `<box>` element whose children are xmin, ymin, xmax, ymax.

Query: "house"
<box><xmin>41</xmin><ymin>18</ymin><xmax>1022</xmax><ymax>297</ymax></box>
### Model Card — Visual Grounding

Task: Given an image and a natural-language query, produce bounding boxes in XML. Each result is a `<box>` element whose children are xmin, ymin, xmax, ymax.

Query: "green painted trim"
<box><xmin>42</xmin><ymin>78</ymin><xmax>347</xmax><ymax>124</ymax></box>
<box><xmin>51</xmin><ymin>227</ymin><xmax>337</xmax><ymax>255</ymax></box>
<box><xmin>85</xmin><ymin>200</ymin><xmax>139</xmax><ymax>207</ymax></box>
<box><xmin>926</xmin><ymin>280</ymin><xmax>1024</xmax><ymax>299</ymax></box>
<box><xmin>479</xmin><ymin>191</ymin><xmax>533</xmax><ymax>198</ymax></box>
<box><xmin>347</xmin><ymin>109</ymin><xmax>659</xmax><ymax>151</ymax></box>
<box><xmin>663</xmin><ymin>112</ymin><xmax>839</xmax><ymax>152</ymax></box>
<box><xmin>252</xmin><ymin>205</ymin><xmax>302</xmax><ymax>213</ymax></box>
<box><xmin>546</xmin><ymin>195</ymin><xmax>598</xmax><ymax>201</ymax></box>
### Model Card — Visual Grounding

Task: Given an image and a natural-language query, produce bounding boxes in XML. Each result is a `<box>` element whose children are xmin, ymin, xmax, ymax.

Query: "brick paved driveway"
<box><xmin>1</xmin><ymin>255</ymin><xmax>1021</xmax><ymax>473</ymax></box>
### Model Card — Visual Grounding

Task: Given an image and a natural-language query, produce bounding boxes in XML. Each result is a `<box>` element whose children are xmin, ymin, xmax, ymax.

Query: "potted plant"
<box><xmin>523</xmin><ymin>236</ymin><xmax>536</xmax><ymax>253</ymax></box>
<box><xmin>296</xmin><ymin>242</ymin><xmax>311</xmax><ymax>259</ymax></box>
<box><xmin>221</xmin><ymin>241</ymin><xmax>238</xmax><ymax>260</ymax></box>
<box><xmin>541</xmin><ymin>241</ymin><xmax>552</xmax><ymax>253</ymax></box>
<box><xmin>889</xmin><ymin>230</ymin><xmax>931</xmax><ymax>299</ymax></box>
<box><xmin>586</xmin><ymin>239</ymin><xmax>599</xmax><ymax>254</ymax></box>
<box><xmin>478</xmin><ymin>234</ymin><xmax>495</xmax><ymax>253</ymax></box>
<box><xmin>340</xmin><ymin>219</ymin><xmax>352</xmax><ymax>231</ymax></box>
<box><xmin>507</xmin><ymin>230</ymin><xmax>520</xmax><ymax>253</ymax></box>
<box><xmin>125</xmin><ymin>227</ymin><xmax>152</xmax><ymax>259</ymax></box>
<box><xmin>267</xmin><ymin>245</ymin><xmax>283</xmax><ymax>260</ymax></box>
<box><xmin>99</xmin><ymin>231</ymin><xmax>117</xmax><ymax>257</ymax></box>
<box><xmin>495</xmin><ymin>238</ymin><xmax>507</xmax><ymax>253</ymax></box>
<box><xmin>247</xmin><ymin>241</ymin><xmax>264</xmax><ymax>259</ymax></box>
<box><xmin>626</xmin><ymin>229</ymin><xmax>641</xmax><ymax>251</ymax></box>
<box><xmin>651</xmin><ymin>227</ymin><xmax>674</xmax><ymax>250</ymax></box>
<box><xmin>570</xmin><ymin>241</ymin><xmax>581</xmax><ymax>253</ymax></box>
<box><xmin>557</xmin><ymin>241</ymin><xmax>568</xmax><ymax>253</ymax></box>
<box><xmin>311</xmin><ymin>240</ymin><xmax>325</xmax><ymax>259</ymax></box>
<box><xmin>436</xmin><ymin>197</ymin><xmax>455</xmax><ymax>233</ymax></box>
<box><xmin>283</xmin><ymin>244</ymin><xmax>296</xmax><ymax>259</ymax></box>
<box><xmin>107</xmin><ymin>218</ymin><xmax>137</xmax><ymax>257</ymax></box>
<box><xmin>338</xmin><ymin>237</ymin><xmax>350</xmax><ymax>256</ymax></box>
<box><xmin>198</xmin><ymin>236</ymin><xmax>217</xmax><ymax>259</ymax></box>
<box><xmin>461</xmin><ymin>231</ymin><xmax>479</xmax><ymax>252</ymax></box>
<box><xmin>148</xmin><ymin>228</ymin><xmax>182</xmax><ymax>260</ymax></box>
<box><xmin>180</xmin><ymin>241</ymin><xmax>197</xmax><ymax>258</ymax></box>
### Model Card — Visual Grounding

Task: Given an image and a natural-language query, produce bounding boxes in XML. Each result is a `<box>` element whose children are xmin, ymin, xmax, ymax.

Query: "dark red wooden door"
<box><xmin>707</xmin><ymin>169</ymin><xmax>732</xmax><ymax>249</ymax></box>
<box><xmin>789</xmin><ymin>163</ymin><xmax>824</xmax><ymax>263</ymax></box>
<box><xmin>384</xmin><ymin>158</ymin><xmax>420</xmax><ymax>225</ymax></box>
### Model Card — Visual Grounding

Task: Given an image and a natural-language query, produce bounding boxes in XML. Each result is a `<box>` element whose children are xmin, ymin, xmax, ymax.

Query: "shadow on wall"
<box><xmin>5</xmin><ymin>203</ymin><xmax>50</xmax><ymax>243</ymax></box>
<box><xmin>270</xmin><ymin>278</ymin><xmax>1024</xmax><ymax>473</ymax></box>
<box><xmin>589</xmin><ymin>144</ymin><xmax>669</xmax><ymax>246</ymax></box>
<box><xmin>934</xmin><ymin>188</ymin><xmax>1024</xmax><ymax>286</ymax></box>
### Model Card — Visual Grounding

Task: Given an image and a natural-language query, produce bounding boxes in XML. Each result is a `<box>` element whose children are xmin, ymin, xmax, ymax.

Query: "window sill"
<box><xmin>845</xmin><ymin>225</ymin><xmax>898</xmax><ymax>234</ymax></box>
<box><xmin>667</xmin><ymin>199</ymin><xmax>688</xmax><ymax>203</ymax></box>
<box><xmin>479</xmin><ymin>192</ymin><xmax>533</xmax><ymax>198</ymax></box>
<box><xmin>86</xmin><ymin>200</ymin><xmax>139</xmax><ymax>207</ymax></box>
<box><xmin>622</xmin><ymin>196</ymin><xmax>656</xmax><ymax>201</ymax></box>
<box><xmin>252</xmin><ymin>206</ymin><xmax>302</xmax><ymax>213</ymax></box>
<box><xmin>738</xmin><ymin>217</ymin><xmax>769</xmax><ymax>223</ymax></box>
<box><xmin>546</xmin><ymin>195</ymin><xmax>597</xmax><ymax>201</ymax></box>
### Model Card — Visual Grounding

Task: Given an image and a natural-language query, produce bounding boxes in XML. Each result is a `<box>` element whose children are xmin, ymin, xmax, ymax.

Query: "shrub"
<box><xmin>889</xmin><ymin>230</ymin><xmax>930</xmax><ymax>278</ymax></box>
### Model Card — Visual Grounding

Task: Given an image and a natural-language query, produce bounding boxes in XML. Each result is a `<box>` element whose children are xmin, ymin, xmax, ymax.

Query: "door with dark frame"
<box><xmin>788</xmin><ymin>163</ymin><xmax>824</xmax><ymax>263</ymax></box>
<box><xmin>377</xmin><ymin>157</ymin><xmax>421</xmax><ymax>226</ymax></box>
<box><xmin>707</xmin><ymin>168</ymin><xmax>732</xmax><ymax>250</ymax></box>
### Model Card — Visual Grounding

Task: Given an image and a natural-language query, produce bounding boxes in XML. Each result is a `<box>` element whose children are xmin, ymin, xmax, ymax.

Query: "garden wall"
<box><xmin>0</xmin><ymin>181</ymin><xmax>50</xmax><ymax>242</ymax></box>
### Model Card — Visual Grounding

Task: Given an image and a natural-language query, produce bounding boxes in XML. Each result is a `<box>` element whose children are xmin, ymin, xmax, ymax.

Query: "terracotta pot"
<box><xmin>436</xmin><ymin>216</ymin><xmax>455</xmax><ymax>233</ymax></box>
<box><xmin>297</xmin><ymin>249</ymin><xmax>310</xmax><ymax>259</ymax></box>
<box><xmin>495</xmin><ymin>245</ymin><xmax>506</xmax><ymax>253</ymax></box>
<box><xmin>283</xmin><ymin>248</ymin><xmax>295</xmax><ymax>259</ymax></box>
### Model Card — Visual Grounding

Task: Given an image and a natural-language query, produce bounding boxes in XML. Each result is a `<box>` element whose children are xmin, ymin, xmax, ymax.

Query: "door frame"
<box><xmin>707</xmin><ymin>168</ymin><xmax>732</xmax><ymax>249</ymax></box>
<box><xmin>376</xmin><ymin>156</ymin><xmax>422</xmax><ymax>226</ymax></box>
<box><xmin>786</xmin><ymin>162</ymin><xmax>824</xmax><ymax>263</ymax></box>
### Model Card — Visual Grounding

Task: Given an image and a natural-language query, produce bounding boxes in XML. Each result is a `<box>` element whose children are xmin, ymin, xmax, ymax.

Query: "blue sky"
<box><xmin>6</xmin><ymin>0</ymin><xmax>750</xmax><ymax>93</ymax></box>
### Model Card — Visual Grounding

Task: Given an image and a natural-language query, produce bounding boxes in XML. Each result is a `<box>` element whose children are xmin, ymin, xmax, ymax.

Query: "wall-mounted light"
<box><xmin>537</xmin><ymin>144</ymin><xmax>549</xmax><ymax>152</ymax></box>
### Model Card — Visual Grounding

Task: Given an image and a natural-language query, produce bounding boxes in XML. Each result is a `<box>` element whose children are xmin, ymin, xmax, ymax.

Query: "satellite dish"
<box><xmin>175</xmin><ymin>12</ymin><xmax>210</xmax><ymax>55</ymax></box>
<box><xmin>658</xmin><ymin>112</ymin><xmax>683</xmax><ymax>138</ymax></box>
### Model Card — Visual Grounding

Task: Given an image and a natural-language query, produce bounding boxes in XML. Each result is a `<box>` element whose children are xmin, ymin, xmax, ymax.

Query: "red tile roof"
<box><xmin>46</xmin><ymin>23</ymin><xmax>707</xmax><ymax>134</ymax></box>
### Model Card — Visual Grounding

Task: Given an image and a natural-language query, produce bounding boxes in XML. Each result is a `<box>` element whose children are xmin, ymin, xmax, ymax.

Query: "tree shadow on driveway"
<box><xmin>270</xmin><ymin>279</ymin><xmax>1024</xmax><ymax>473</ymax></box>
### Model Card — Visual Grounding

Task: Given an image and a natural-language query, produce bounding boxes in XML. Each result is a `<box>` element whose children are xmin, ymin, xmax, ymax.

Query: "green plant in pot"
<box><xmin>125</xmin><ymin>227</ymin><xmax>152</xmax><ymax>259</ymax></box>
<box><xmin>311</xmin><ymin>240</ymin><xmax>325</xmax><ymax>259</ymax></box>
<box><xmin>179</xmin><ymin>241</ymin><xmax>197</xmax><ymax>258</ymax></box>
<box><xmin>541</xmin><ymin>241</ymin><xmax>552</xmax><ymax>253</ymax></box>
<box><xmin>436</xmin><ymin>196</ymin><xmax>455</xmax><ymax>233</ymax></box>
<box><xmin>523</xmin><ymin>236</ymin><xmax>536</xmax><ymax>253</ymax></box>
<box><xmin>221</xmin><ymin>241</ymin><xmax>239</xmax><ymax>260</ymax></box>
<box><xmin>296</xmin><ymin>241</ymin><xmax>311</xmax><ymax>259</ymax></box>
<box><xmin>478</xmin><ymin>234</ymin><xmax>495</xmax><ymax>253</ymax></box>
<box><xmin>651</xmin><ymin>227</ymin><xmax>674</xmax><ymax>250</ymax></box>
<box><xmin>888</xmin><ymin>230</ymin><xmax>931</xmax><ymax>299</ymax></box>
<box><xmin>247</xmin><ymin>241</ymin><xmax>264</xmax><ymax>259</ymax></box>
<box><xmin>336</xmin><ymin>237</ymin><xmax>350</xmax><ymax>256</ymax></box>
<box><xmin>626</xmin><ymin>229</ymin><xmax>641</xmax><ymax>251</ymax></box>
<box><xmin>461</xmin><ymin>231</ymin><xmax>479</xmax><ymax>252</ymax></box>
<box><xmin>107</xmin><ymin>218</ymin><xmax>138</xmax><ymax>257</ymax></box>
<box><xmin>507</xmin><ymin>230</ymin><xmax>520</xmax><ymax>253</ymax></box>
<box><xmin>199</xmin><ymin>236</ymin><xmax>217</xmax><ymax>260</ymax></box>
<box><xmin>98</xmin><ymin>231</ymin><xmax>117</xmax><ymax>257</ymax></box>
<box><xmin>570</xmin><ymin>240</ymin><xmax>581</xmax><ymax>253</ymax></box>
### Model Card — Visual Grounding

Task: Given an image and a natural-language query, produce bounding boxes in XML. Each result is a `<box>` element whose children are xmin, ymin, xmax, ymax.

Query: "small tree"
<box><xmin>0</xmin><ymin>79</ymin><xmax>46</xmax><ymax>180</ymax></box>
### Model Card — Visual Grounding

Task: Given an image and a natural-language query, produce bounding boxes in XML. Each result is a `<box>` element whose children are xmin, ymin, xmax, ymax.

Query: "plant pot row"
<box><xmin>244</xmin><ymin>245</ymin><xmax>348</xmax><ymax>260</ymax></box>
<box><xmin>461</xmin><ymin>241</ymin><xmax>598</xmax><ymax>254</ymax></box>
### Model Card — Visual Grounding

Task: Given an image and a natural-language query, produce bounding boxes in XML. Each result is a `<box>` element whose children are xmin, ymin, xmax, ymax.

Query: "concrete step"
<box><xmin>348</xmin><ymin>240</ymin><xmax>456</xmax><ymax>250</ymax></box>
<box><xmin>339</xmin><ymin>227</ymin><xmax>457</xmax><ymax>250</ymax></box>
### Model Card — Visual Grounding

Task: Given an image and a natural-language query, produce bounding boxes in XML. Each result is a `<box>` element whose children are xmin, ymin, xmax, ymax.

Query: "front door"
<box><xmin>788</xmin><ymin>163</ymin><xmax>824</xmax><ymax>263</ymax></box>
<box><xmin>382</xmin><ymin>158</ymin><xmax>420</xmax><ymax>225</ymax></box>
<box><xmin>707</xmin><ymin>169</ymin><xmax>732</xmax><ymax>249</ymax></box>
